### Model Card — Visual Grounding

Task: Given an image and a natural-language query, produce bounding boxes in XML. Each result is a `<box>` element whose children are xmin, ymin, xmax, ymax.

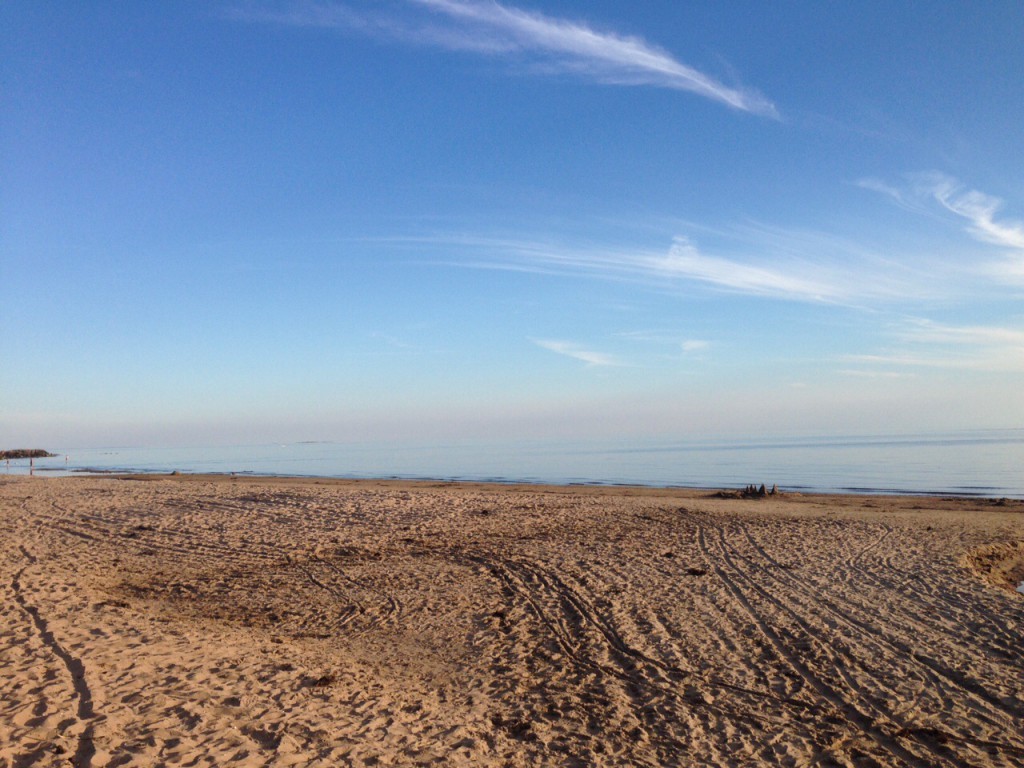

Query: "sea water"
<box><xmin>6</xmin><ymin>429</ymin><xmax>1024</xmax><ymax>498</ymax></box>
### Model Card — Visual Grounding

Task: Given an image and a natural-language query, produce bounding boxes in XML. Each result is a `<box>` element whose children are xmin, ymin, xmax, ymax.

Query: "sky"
<box><xmin>2</xmin><ymin>1</ymin><xmax>1023</xmax><ymax>449</ymax></box>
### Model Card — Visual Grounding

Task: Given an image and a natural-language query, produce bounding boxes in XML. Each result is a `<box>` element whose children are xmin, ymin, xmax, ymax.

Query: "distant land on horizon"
<box><xmin>0</xmin><ymin>449</ymin><xmax>57</xmax><ymax>460</ymax></box>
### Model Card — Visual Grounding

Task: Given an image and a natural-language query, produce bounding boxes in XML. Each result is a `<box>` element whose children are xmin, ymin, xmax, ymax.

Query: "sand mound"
<box><xmin>961</xmin><ymin>540</ymin><xmax>1024</xmax><ymax>594</ymax></box>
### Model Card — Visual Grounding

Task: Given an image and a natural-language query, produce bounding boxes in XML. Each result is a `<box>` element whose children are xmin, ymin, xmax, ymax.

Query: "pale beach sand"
<box><xmin>2</xmin><ymin>474</ymin><xmax>1022</xmax><ymax>767</ymax></box>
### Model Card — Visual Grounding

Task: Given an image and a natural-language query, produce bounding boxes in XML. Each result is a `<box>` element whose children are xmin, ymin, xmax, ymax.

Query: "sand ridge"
<box><xmin>1</xmin><ymin>475</ymin><xmax>1022</xmax><ymax>767</ymax></box>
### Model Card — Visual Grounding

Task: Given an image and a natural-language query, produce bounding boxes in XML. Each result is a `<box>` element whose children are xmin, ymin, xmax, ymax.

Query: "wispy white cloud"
<box><xmin>897</xmin><ymin>319</ymin><xmax>1024</xmax><ymax>347</ymax></box>
<box><xmin>842</xmin><ymin>351</ymin><xmax>1024</xmax><ymax>372</ymax></box>
<box><xmin>232</xmin><ymin>0</ymin><xmax>776</xmax><ymax>115</ymax></box>
<box><xmin>842</xmin><ymin>318</ymin><xmax>1024</xmax><ymax>373</ymax></box>
<box><xmin>855</xmin><ymin>177</ymin><xmax>925</xmax><ymax>214</ymax></box>
<box><xmin>612</xmin><ymin>330</ymin><xmax>711</xmax><ymax>357</ymax></box>
<box><xmin>422</xmin><ymin>233</ymin><xmax>894</xmax><ymax>303</ymax></box>
<box><xmin>681</xmin><ymin>339</ymin><xmax>710</xmax><ymax>353</ymax></box>
<box><xmin>860</xmin><ymin>173</ymin><xmax>1024</xmax><ymax>282</ymax></box>
<box><xmin>928</xmin><ymin>179</ymin><xmax>1024</xmax><ymax>251</ymax></box>
<box><xmin>533</xmin><ymin>339</ymin><xmax>619</xmax><ymax>367</ymax></box>
<box><xmin>838</xmin><ymin>369</ymin><xmax>915</xmax><ymax>379</ymax></box>
<box><xmin>650</xmin><ymin>237</ymin><xmax>838</xmax><ymax>300</ymax></box>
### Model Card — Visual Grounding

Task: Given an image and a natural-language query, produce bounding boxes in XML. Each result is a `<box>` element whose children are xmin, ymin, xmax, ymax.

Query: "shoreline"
<box><xmin>11</xmin><ymin>467</ymin><xmax>1024</xmax><ymax>500</ymax></box>
<box><xmin>2</xmin><ymin>474</ymin><xmax>1023</xmax><ymax>766</ymax></box>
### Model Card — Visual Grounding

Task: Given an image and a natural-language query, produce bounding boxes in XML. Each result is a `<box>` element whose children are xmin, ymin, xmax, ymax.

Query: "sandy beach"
<box><xmin>2</xmin><ymin>474</ymin><xmax>1022</xmax><ymax>767</ymax></box>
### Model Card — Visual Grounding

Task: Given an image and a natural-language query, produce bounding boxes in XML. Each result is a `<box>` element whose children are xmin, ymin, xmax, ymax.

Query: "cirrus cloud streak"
<box><xmin>859</xmin><ymin>173</ymin><xmax>1024</xmax><ymax>282</ymax></box>
<box><xmin>532</xmin><ymin>339</ymin><xmax>620</xmax><ymax>367</ymax></box>
<box><xmin>232</xmin><ymin>0</ymin><xmax>776</xmax><ymax>115</ymax></box>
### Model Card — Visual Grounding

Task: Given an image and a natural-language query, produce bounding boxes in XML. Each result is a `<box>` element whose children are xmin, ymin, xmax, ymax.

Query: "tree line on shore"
<box><xmin>0</xmin><ymin>449</ymin><xmax>56</xmax><ymax>460</ymax></box>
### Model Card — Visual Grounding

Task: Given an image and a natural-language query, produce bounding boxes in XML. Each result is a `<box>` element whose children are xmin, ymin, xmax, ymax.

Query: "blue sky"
<box><xmin>2</xmin><ymin>1</ymin><xmax>1023</xmax><ymax>448</ymax></box>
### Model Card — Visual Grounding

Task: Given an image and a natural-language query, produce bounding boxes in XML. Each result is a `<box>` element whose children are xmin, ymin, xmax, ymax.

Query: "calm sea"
<box><xmin>6</xmin><ymin>429</ymin><xmax>1023</xmax><ymax>498</ymax></box>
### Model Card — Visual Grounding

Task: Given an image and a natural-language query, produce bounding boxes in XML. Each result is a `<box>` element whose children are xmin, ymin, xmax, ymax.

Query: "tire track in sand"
<box><xmin>464</xmin><ymin>549</ymin><xmax>811</xmax><ymax>730</ymax></box>
<box><xmin>11</xmin><ymin>545</ymin><xmax>96</xmax><ymax>768</ymax></box>
<box><xmin>721</xmin><ymin>523</ymin><xmax>1024</xmax><ymax>763</ymax></box>
<box><xmin>735</xmin><ymin>523</ymin><xmax>1024</xmax><ymax>736</ymax></box>
<box><xmin>695</xmin><ymin>525</ymin><xmax>937</xmax><ymax>768</ymax></box>
<box><xmin>839</xmin><ymin>522</ymin><xmax>1021</xmax><ymax>659</ymax></box>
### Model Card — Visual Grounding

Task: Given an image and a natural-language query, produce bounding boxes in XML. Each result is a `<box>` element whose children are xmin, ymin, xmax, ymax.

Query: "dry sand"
<box><xmin>1</xmin><ymin>474</ymin><xmax>1022</xmax><ymax>767</ymax></box>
